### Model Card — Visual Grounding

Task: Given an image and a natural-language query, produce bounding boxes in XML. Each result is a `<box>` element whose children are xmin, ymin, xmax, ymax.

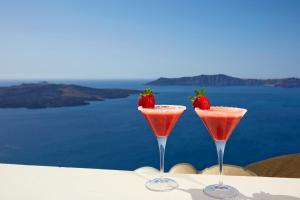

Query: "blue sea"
<box><xmin>0</xmin><ymin>80</ymin><xmax>299</xmax><ymax>171</ymax></box>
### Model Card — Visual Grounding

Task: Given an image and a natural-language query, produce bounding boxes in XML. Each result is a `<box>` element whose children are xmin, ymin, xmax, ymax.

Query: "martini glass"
<box><xmin>195</xmin><ymin>106</ymin><xmax>247</xmax><ymax>199</ymax></box>
<box><xmin>138</xmin><ymin>105</ymin><xmax>186</xmax><ymax>191</ymax></box>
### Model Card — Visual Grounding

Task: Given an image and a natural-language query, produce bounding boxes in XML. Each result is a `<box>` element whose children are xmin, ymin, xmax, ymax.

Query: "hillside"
<box><xmin>147</xmin><ymin>74</ymin><xmax>300</xmax><ymax>88</ymax></box>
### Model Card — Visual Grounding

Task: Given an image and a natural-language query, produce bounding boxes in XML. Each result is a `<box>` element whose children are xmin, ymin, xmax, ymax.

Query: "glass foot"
<box><xmin>145</xmin><ymin>178</ymin><xmax>178</xmax><ymax>192</ymax></box>
<box><xmin>203</xmin><ymin>184</ymin><xmax>239</xmax><ymax>199</ymax></box>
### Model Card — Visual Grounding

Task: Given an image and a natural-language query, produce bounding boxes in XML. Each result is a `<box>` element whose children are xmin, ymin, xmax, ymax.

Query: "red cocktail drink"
<box><xmin>138</xmin><ymin>105</ymin><xmax>186</xmax><ymax>191</ymax></box>
<box><xmin>195</xmin><ymin>106</ymin><xmax>247</xmax><ymax>199</ymax></box>
<box><xmin>139</xmin><ymin>105</ymin><xmax>185</xmax><ymax>137</ymax></box>
<box><xmin>195</xmin><ymin>107</ymin><xmax>246</xmax><ymax>141</ymax></box>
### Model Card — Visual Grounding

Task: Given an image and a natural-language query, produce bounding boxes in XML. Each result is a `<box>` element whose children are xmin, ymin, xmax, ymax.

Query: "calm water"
<box><xmin>0</xmin><ymin>80</ymin><xmax>299</xmax><ymax>171</ymax></box>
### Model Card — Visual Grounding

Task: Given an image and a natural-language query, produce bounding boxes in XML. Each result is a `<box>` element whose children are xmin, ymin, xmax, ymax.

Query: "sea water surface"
<box><xmin>0</xmin><ymin>80</ymin><xmax>299</xmax><ymax>171</ymax></box>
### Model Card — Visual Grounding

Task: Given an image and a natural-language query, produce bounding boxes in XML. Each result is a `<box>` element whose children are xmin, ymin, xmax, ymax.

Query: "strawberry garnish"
<box><xmin>189</xmin><ymin>88</ymin><xmax>210</xmax><ymax>110</ymax></box>
<box><xmin>138</xmin><ymin>88</ymin><xmax>155</xmax><ymax>108</ymax></box>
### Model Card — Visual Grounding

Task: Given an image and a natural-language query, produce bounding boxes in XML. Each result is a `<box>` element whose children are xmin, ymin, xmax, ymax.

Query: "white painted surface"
<box><xmin>0</xmin><ymin>164</ymin><xmax>299</xmax><ymax>200</ymax></box>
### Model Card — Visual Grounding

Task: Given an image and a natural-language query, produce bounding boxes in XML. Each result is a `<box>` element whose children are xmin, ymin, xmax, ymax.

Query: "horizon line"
<box><xmin>0</xmin><ymin>73</ymin><xmax>299</xmax><ymax>81</ymax></box>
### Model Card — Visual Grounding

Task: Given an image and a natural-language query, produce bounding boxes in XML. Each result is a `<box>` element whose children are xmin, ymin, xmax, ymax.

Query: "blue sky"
<box><xmin>0</xmin><ymin>0</ymin><xmax>299</xmax><ymax>79</ymax></box>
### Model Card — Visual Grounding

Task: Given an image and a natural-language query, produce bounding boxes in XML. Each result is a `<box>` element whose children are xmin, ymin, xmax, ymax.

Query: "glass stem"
<box><xmin>215</xmin><ymin>140</ymin><xmax>226</xmax><ymax>186</ymax></box>
<box><xmin>157</xmin><ymin>136</ymin><xmax>167</xmax><ymax>177</ymax></box>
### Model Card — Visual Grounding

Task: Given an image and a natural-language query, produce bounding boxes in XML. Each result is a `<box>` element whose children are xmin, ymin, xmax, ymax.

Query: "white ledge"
<box><xmin>0</xmin><ymin>163</ymin><xmax>299</xmax><ymax>200</ymax></box>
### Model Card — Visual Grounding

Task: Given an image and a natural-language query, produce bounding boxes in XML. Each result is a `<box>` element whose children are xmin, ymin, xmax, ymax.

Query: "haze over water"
<box><xmin>0</xmin><ymin>80</ymin><xmax>299</xmax><ymax>171</ymax></box>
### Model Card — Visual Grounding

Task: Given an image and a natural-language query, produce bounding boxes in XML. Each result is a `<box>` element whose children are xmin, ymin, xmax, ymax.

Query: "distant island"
<box><xmin>0</xmin><ymin>82</ymin><xmax>140</xmax><ymax>109</ymax></box>
<box><xmin>147</xmin><ymin>74</ymin><xmax>300</xmax><ymax>88</ymax></box>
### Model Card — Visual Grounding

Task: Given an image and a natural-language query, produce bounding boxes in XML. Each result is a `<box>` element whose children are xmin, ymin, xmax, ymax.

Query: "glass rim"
<box><xmin>138</xmin><ymin>104</ymin><xmax>186</xmax><ymax>112</ymax></box>
<box><xmin>195</xmin><ymin>106</ymin><xmax>247</xmax><ymax>117</ymax></box>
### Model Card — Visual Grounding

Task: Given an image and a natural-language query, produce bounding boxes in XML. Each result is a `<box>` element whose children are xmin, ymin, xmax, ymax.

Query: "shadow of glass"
<box><xmin>237</xmin><ymin>192</ymin><xmax>300</xmax><ymax>200</ymax></box>
<box><xmin>178</xmin><ymin>188</ymin><xmax>300</xmax><ymax>200</ymax></box>
<box><xmin>177</xmin><ymin>188</ymin><xmax>214</xmax><ymax>200</ymax></box>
